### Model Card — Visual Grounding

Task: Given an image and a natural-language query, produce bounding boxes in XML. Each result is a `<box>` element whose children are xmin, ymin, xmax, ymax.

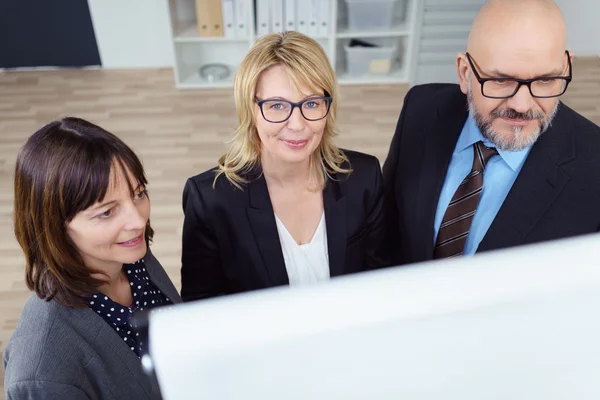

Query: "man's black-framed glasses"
<box><xmin>465</xmin><ymin>51</ymin><xmax>572</xmax><ymax>99</ymax></box>
<box><xmin>255</xmin><ymin>96</ymin><xmax>332</xmax><ymax>123</ymax></box>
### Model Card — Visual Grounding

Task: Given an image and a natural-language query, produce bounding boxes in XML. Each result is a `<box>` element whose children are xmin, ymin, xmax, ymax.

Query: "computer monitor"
<box><xmin>144</xmin><ymin>233</ymin><xmax>600</xmax><ymax>399</ymax></box>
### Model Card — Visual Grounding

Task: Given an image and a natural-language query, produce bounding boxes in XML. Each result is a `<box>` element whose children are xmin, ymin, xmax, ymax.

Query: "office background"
<box><xmin>1</xmin><ymin>1</ymin><xmax>599</xmax><ymax>397</ymax></box>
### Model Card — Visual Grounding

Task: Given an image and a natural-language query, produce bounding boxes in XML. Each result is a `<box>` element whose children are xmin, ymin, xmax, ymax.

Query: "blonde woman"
<box><xmin>181</xmin><ymin>31</ymin><xmax>389</xmax><ymax>301</ymax></box>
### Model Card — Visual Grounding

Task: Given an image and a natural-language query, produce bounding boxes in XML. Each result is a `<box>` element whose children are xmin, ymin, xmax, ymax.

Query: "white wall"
<box><xmin>556</xmin><ymin>0</ymin><xmax>600</xmax><ymax>56</ymax></box>
<box><xmin>88</xmin><ymin>0</ymin><xmax>174</xmax><ymax>68</ymax></box>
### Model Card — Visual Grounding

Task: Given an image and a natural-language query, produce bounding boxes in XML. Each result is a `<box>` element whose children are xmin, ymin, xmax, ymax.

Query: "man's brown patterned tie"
<box><xmin>434</xmin><ymin>141</ymin><xmax>498</xmax><ymax>259</ymax></box>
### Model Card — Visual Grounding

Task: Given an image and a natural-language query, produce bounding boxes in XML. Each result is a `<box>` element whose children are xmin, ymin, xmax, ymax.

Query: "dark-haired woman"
<box><xmin>3</xmin><ymin>117</ymin><xmax>181</xmax><ymax>399</ymax></box>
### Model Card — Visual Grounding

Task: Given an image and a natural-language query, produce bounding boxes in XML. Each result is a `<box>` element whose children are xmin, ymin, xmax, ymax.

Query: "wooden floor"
<box><xmin>0</xmin><ymin>58</ymin><xmax>598</xmax><ymax>396</ymax></box>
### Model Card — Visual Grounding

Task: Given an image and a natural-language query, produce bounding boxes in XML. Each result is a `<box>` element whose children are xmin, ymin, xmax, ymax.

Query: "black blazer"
<box><xmin>181</xmin><ymin>150</ymin><xmax>388</xmax><ymax>301</ymax></box>
<box><xmin>383</xmin><ymin>83</ymin><xmax>600</xmax><ymax>266</ymax></box>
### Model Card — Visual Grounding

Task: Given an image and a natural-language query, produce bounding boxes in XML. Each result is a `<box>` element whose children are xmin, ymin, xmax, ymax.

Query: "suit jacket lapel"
<box><xmin>246</xmin><ymin>173</ymin><xmax>289</xmax><ymax>286</ymax></box>
<box><xmin>415</xmin><ymin>89</ymin><xmax>468</xmax><ymax>261</ymax></box>
<box><xmin>323</xmin><ymin>176</ymin><xmax>347</xmax><ymax>277</ymax></box>
<box><xmin>478</xmin><ymin>102</ymin><xmax>575</xmax><ymax>251</ymax></box>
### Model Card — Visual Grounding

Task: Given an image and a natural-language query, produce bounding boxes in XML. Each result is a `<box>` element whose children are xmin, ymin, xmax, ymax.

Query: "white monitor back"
<box><xmin>148</xmin><ymin>234</ymin><xmax>600</xmax><ymax>399</ymax></box>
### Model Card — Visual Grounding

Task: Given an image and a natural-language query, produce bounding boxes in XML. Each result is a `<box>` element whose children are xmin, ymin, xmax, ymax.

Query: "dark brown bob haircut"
<box><xmin>13</xmin><ymin>117</ymin><xmax>153</xmax><ymax>307</ymax></box>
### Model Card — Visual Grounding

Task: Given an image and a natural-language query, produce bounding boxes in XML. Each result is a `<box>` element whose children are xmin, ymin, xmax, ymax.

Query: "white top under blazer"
<box><xmin>274</xmin><ymin>212</ymin><xmax>330</xmax><ymax>286</ymax></box>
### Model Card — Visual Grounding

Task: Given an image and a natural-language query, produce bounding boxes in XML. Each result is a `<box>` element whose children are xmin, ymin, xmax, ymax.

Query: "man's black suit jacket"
<box><xmin>383</xmin><ymin>83</ymin><xmax>600</xmax><ymax>266</ymax></box>
<box><xmin>181</xmin><ymin>150</ymin><xmax>388</xmax><ymax>301</ymax></box>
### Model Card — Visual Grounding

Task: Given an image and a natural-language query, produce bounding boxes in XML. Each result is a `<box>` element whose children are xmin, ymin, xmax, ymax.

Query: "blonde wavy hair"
<box><xmin>215</xmin><ymin>31</ymin><xmax>351</xmax><ymax>190</ymax></box>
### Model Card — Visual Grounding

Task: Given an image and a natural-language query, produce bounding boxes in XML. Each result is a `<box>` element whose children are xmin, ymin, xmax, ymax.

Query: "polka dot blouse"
<box><xmin>87</xmin><ymin>259</ymin><xmax>171</xmax><ymax>357</ymax></box>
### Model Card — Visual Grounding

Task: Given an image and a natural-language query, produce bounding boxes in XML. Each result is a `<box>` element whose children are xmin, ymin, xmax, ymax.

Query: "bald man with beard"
<box><xmin>383</xmin><ymin>0</ymin><xmax>600</xmax><ymax>265</ymax></box>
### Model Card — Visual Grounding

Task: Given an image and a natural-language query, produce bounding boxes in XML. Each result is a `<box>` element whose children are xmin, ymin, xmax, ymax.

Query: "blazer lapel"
<box><xmin>72</xmin><ymin>307</ymin><xmax>155</xmax><ymax>398</ymax></box>
<box><xmin>414</xmin><ymin>90</ymin><xmax>468</xmax><ymax>261</ymax></box>
<box><xmin>246</xmin><ymin>174</ymin><xmax>289</xmax><ymax>286</ymax></box>
<box><xmin>323</xmin><ymin>176</ymin><xmax>347</xmax><ymax>277</ymax></box>
<box><xmin>478</xmin><ymin>102</ymin><xmax>575</xmax><ymax>251</ymax></box>
<box><xmin>144</xmin><ymin>250</ymin><xmax>182</xmax><ymax>304</ymax></box>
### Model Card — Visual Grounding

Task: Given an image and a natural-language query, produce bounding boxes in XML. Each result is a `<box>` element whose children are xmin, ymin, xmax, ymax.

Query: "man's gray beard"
<box><xmin>466</xmin><ymin>82</ymin><xmax>560</xmax><ymax>152</ymax></box>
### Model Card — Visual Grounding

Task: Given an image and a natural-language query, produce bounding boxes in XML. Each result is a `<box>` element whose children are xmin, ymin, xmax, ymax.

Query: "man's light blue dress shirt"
<box><xmin>433</xmin><ymin>115</ymin><xmax>533</xmax><ymax>254</ymax></box>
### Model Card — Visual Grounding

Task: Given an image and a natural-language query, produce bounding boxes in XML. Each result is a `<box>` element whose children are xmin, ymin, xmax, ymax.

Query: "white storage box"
<box><xmin>344</xmin><ymin>38</ymin><xmax>401</xmax><ymax>75</ymax></box>
<box><xmin>344</xmin><ymin>0</ymin><xmax>402</xmax><ymax>31</ymax></box>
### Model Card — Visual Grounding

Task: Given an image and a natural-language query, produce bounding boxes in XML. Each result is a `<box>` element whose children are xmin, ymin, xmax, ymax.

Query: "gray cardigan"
<box><xmin>3</xmin><ymin>251</ymin><xmax>182</xmax><ymax>400</ymax></box>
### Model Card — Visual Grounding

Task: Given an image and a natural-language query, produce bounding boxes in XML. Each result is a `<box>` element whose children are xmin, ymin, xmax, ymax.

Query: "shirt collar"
<box><xmin>458</xmin><ymin>114</ymin><xmax>532</xmax><ymax>172</ymax></box>
<box><xmin>86</xmin><ymin>259</ymin><xmax>149</xmax><ymax>308</ymax></box>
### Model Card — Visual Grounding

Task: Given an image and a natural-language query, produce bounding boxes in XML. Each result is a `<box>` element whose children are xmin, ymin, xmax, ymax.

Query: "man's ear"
<box><xmin>457</xmin><ymin>53</ymin><xmax>470</xmax><ymax>95</ymax></box>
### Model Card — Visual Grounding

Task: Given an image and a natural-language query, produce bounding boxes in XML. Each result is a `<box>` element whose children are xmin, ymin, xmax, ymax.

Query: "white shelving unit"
<box><xmin>167</xmin><ymin>0</ymin><xmax>420</xmax><ymax>89</ymax></box>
